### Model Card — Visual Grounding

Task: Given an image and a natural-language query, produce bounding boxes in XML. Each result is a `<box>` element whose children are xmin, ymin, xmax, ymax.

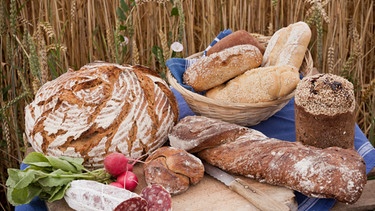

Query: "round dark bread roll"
<box><xmin>143</xmin><ymin>146</ymin><xmax>204</xmax><ymax>195</ymax></box>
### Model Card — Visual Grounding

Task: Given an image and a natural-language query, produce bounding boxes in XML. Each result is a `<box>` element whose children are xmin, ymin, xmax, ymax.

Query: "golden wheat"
<box><xmin>132</xmin><ymin>38</ymin><xmax>140</xmax><ymax>65</ymax></box>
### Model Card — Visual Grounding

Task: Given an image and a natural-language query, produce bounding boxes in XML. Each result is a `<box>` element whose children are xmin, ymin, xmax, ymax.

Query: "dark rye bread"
<box><xmin>143</xmin><ymin>146</ymin><xmax>204</xmax><ymax>195</ymax></box>
<box><xmin>168</xmin><ymin>116</ymin><xmax>367</xmax><ymax>204</ymax></box>
<box><xmin>294</xmin><ymin>73</ymin><xmax>355</xmax><ymax>149</ymax></box>
<box><xmin>25</xmin><ymin>62</ymin><xmax>179</xmax><ymax>167</ymax></box>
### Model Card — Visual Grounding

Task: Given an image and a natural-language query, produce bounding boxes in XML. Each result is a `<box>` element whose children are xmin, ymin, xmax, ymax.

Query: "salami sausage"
<box><xmin>141</xmin><ymin>184</ymin><xmax>172</xmax><ymax>211</ymax></box>
<box><xmin>114</xmin><ymin>197</ymin><xmax>148</xmax><ymax>211</ymax></box>
<box><xmin>64</xmin><ymin>180</ymin><xmax>140</xmax><ymax>211</ymax></box>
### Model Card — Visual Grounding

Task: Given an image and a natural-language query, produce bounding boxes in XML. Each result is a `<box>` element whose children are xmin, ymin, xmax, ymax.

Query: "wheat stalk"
<box><xmin>158</xmin><ymin>30</ymin><xmax>170</xmax><ymax>64</ymax></box>
<box><xmin>36</xmin><ymin>24</ymin><xmax>50</xmax><ymax>84</ymax></box>
<box><xmin>327</xmin><ymin>45</ymin><xmax>335</xmax><ymax>73</ymax></box>
<box><xmin>362</xmin><ymin>78</ymin><xmax>375</xmax><ymax>103</ymax></box>
<box><xmin>70</xmin><ymin>0</ymin><xmax>76</xmax><ymax>36</ymax></box>
<box><xmin>26</xmin><ymin>33</ymin><xmax>41</xmax><ymax>93</ymax></box>
<box><xmin>0</xmin><ymin>3</ymin><xmax>5</xmax><ymax>36</ymax></box>
<box><xmin>2</xmin><ymin>120</ymin><xmax>11</xmax><ymax>162</ymax></box>
<box><xmin>132</xmin><ymin>38</ymin><xmax>140</xmax><ymax>65</ymax></box>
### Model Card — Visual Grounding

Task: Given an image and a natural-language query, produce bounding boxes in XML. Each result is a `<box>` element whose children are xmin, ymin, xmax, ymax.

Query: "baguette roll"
<box><xmin>262</xmin><ymin>21</ymin><xmax>311</xmax><ymax>70</ymax></box>
<box><xmin>183</xmin><ymin>44</ymin><xmax>262</xmax><ymax>92</ymax></box>
<box><xmin>205</xmin><ymin>65</ymin><xmax>299</xmax><ymax>103</ymax></box>
<box><xmin>169</xmin><ymin>115</ymin><xmax>367</xmax><ymax>204</ymax></box>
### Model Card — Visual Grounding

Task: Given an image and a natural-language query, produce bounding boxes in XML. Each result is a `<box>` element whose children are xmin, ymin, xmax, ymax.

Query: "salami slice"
<box><xmin>114</xmin><ymin>197</ymin><xmax>148</xmax><ymax>211</ymax></box>
<box><xmin>141</xmin><ymin>184</ymin><xmax>172</xmax><ymax>211</ymax></box>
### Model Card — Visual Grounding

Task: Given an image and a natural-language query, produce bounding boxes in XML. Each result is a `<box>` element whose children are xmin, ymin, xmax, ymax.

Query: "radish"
<box><xmin>127</xmin><ymin>163</ymin><xmax>133</xmax><ymax>171</ymax></box>
<box><xmin>109</xmin><ymin>182</ymin><xmax>124</xmax><ymax>188</ymax></box>
<box><xmin>116</xmin><ymin>171</ymin><xmax>138</xmax><ymax>191</ymax></box>
<box><xmin>104</xmin><ymin>152</ymin><xmax>128</xmax><ymax>177</ymax></box>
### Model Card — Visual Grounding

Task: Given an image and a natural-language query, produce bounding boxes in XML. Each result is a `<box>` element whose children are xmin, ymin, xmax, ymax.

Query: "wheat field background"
<box><xmin>1</xmin><ymin>0</ymin><xmax>374</xmax><ymax>210</ymax></box>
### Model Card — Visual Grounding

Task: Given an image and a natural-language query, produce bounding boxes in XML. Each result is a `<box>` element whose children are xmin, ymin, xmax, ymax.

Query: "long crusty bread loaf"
<box><xmin>205</xmin><ymin>65</ymin><xmax>300</xmax><ymax>103</ymax></box>
<box><xmin>168</xmin><ymin>115</ymin><xmax>367</xmax><ymax>204</ymax></box>
<box><xmin>262</xmin><ymin>21</ymin><xmax>311</xmax><ymax>69</ymax></box>
<box><xmin>183</xmin><ymin>44</ymin><xmax>262</xmax><ymax>92</ymax></box>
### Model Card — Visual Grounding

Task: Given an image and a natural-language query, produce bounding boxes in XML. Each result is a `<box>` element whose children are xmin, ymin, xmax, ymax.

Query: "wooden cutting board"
<box><xmin>47</xmin><ymin>164</ymin><xmax>297</xmax><ymax>211</ymax></box>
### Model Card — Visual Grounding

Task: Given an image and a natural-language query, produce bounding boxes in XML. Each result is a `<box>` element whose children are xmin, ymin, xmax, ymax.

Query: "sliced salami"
<box><xmin>114</xmin><ymin>197</ymin><xmax>148</xmax><ymax>211</ymax></box>
<box><xmin>141</xmin><ymin>184</ymin><xmax>172</xmax><ymax>211</ymax></box>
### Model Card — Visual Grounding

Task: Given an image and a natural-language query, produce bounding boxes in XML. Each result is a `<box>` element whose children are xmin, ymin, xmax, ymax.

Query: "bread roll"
<box><xmin>25</xmin><ymin>62</ymin><xmax>179</xmax><ymax>167</ymax></box>
<box><xmin>206</xmin><ymin>30</ymin><xmax>266</xmax><ymax>55</ymax></box>
<box><xmin>262</xmin><ymin>21</ymin><xmax>311</xmax><ymax>69</ymax></box>
<box><xmin>143</xmin><ymin>146</ymin><xmax>204</xmax><ymax>195</ymax></box>
<box><xmin>168</xmin><ymin>115</ymin><xmax>367</xmax><ymax>204</ymax></box>
<box><xmin>183</xmin><ymin>44</ymin><xmax>262</xmax><ymax>92</ymax></box>
<box><xmin>295</xmin><ymin>73</ymin><xmax>356</xmax><ymax>149</ymax></box>
<box><xmin>205</xmin><ymin>65</ymin><xmax>299</xmax><ymax>103</ymax></box>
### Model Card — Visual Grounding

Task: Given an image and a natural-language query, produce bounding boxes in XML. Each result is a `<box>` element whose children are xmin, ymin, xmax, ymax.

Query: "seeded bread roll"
<box><xmin>168</xmin><ymin>115</ymin><xmax>367</xmax><ymax>204</ymax></box>
<box><xmin>183</xmin><ymin>44</ymin><xmax>262</xmax><ymax>92</ymax></box>
<box><xmin>262</xmin><ymin>21</ymin><xmax>311</xmax><ymax>70</ymax></box>
<box><xmin>143</xmin><ymin>146</ymin><xmax>204</xmax><ymax>195</ymax></box>
<box><xmin>294</xmin><ymin>73</ymin><xmax>356</xmax><ymax>149</ymax></box>
<box><xmin>25</xmin><ymin>62</ymin><xmax>179</xmax><ymax>167</ymax></box>
<box><xmin>206</xmin><ymin>30</ymin><xmax>266</xmax><ymax>55</ymax></box>
<box><xmin>205</xmin><ymin>65</ymin><xmax>299</xmax><ymax>103</ymax></box>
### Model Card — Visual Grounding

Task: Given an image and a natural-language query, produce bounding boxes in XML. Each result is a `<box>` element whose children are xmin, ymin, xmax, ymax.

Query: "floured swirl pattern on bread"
<box><xmin>25</xmin><ymin>62</ymin><xmax>178</xmax><ymax>167</ymax></box>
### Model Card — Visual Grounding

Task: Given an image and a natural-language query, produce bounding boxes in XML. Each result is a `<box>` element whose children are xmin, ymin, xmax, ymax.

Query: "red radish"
<box><xmin>104</xmin><ymin>152</ymin><xmax>128</xmax><ymax>177</ymax></box>
<box><xmin>109</xmin><ymin>182</ymin><xmax>124</xmax><ymax>188</ymax></box>
<box><xmin>116</xmin><ymin>171</ymin><xmax>138</xmax><ymax>191</ymax></box>
<box><xmin>127</xmin><ymin>163</ymin><xmax>134</xmax><ymax>171</ymax></box>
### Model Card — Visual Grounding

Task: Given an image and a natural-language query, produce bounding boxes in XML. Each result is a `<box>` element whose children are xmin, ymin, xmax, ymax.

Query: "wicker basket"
<box><xmin>167</xmin><ymin>35</ymin><xmax>314</xmax><ymax>126</ymax></box>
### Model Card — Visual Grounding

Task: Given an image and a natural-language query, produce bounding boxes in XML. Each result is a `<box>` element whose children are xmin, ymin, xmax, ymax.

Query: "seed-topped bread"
<box><xmin>294</xmin><ymin>73</ymin><xmax>355</xmax><ymax>149</ymax></box>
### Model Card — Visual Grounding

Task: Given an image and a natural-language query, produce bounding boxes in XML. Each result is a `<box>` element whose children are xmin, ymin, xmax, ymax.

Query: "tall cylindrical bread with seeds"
<box><xmin>25</xmin><ymin>62</ymin><xmax>179</xmax><ymax>167</ymax></box>
<box><xmin>294</xmin><ymin>73</ymin><xmax>355</xmax><ymax>149</ymax></box>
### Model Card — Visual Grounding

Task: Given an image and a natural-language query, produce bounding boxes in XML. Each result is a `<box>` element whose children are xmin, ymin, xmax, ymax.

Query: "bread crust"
<box><xmin>262</xmin><ymin>21</ymin><xmax>311</xmax><ymax>69</ymax></box>
<box><xmin>294</xmin><ymin>74</ymin><xmax>356</xmax><ymax>149</ymax></box>
<box><xmin>143</xmin><ymin>146</ymin><xmax>204</xmax><ymax>195</ymax></box>
<box><xmin>25</xmin><ymin>62</ymin><xmax>179</xmax><ymax>167</ymax></box>
<box><xmin>206</xmin><ymin>30</ymin><xmax>266</xmax><ymax>55</ymax></box>
<box><xmin>205</xmin><ymin>65</ymin><xmax>300</xmax><ymax>103</ymax></box>
<box><xmin>169</xmin><ymin>115</ymin><xmax>367</xmax><ymax>204</ymax></box>
<box><xmin>183</xmin><ymin>44</ymin><xmax>262</xmax><ymax>92</ymax></box>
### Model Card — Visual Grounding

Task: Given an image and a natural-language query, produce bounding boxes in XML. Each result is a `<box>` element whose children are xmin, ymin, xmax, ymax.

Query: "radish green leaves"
<box><xmin>6</xmin><ymin>152</ymin><xmax>112</xmax><ymax>206</ymax></box>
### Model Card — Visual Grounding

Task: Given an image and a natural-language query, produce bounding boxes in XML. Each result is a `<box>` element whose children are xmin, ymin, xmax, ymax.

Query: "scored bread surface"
<box><xmin>25</xmin><ymin>62</ymin><xmax>178</xmax><ymax>167</ymax></box>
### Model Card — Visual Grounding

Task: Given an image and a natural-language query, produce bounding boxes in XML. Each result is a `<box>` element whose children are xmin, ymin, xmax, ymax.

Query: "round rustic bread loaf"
<box><xmin>25</xmin><ymin>62</ymin><xmax>179</xmax><ymax>167</ymax></box>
